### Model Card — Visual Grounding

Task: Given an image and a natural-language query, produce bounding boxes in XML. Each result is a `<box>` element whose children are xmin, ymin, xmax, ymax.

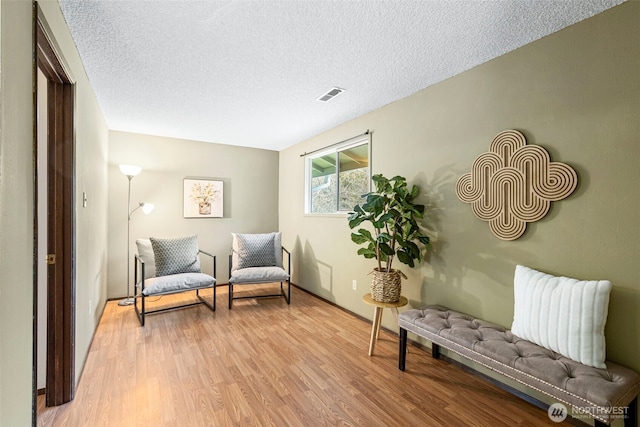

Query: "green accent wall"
<box><xmin>279</xmin><ymin>1</ymin><xmax>640</xmax><ymax>378</ymax></box>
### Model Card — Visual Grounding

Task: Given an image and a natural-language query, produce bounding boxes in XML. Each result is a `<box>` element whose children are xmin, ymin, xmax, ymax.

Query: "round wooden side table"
<box><xmin>362</xmin><ymin>293</ymin><xmax>408</xmax><ymax>356</ymax></box>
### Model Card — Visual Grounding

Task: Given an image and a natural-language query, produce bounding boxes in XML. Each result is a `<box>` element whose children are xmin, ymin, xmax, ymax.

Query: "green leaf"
<box><xmin>357</xmin><ymin>228</ymin><xmax>374</xmax><ymax>241</ymax></box>
<box><xmin>390</xmin><ymin>175</ymin><xmax>405</xmax><ymax>185</ymax></box>
<box><xmin>418</xmin><ymin>236</ymin><xmax>430</xmax><ymax>245</ymax></box>
<box><xmin>378</xmin><ymin>243</ymin><xmax>395</xmax><ymax>256</ymax></box>
<box><xmin>387</xmin><ymin>207</ymin><xmax>401</xmax><ymax>218</ymax></box>
<box><xmin>396</xmin><ymin>250</ymin><xmax>415</xmax><ymax>268</ymax></box>
<box><xmin>367</xmin><ymin>194</ymin><xmax>386</xmax><ymax>209</ymax></box>
<box><xmin>376</xmin><ymin>232</ymin><xmax>392</xmax><ymax>243</ymax></box>
<box><xmin>351</xmin><ymin>233</ymin><xmax>369</xmax><ymax>245</ymax></box>
<box><xmin>405</xmin><ymin>241</ymin><xmax>420</xmax><ymax>257</ymax></box>
<box><xmin>403</xmin><ymin>222</ymin><xmax>417</xmax><ymax>238</ymax></box>
<box><xmin>377</xmin><ymin>212</ymin><xmax>394</xmax><ymax>224</ymax></box>
<box><xmin>348</xmin><ymin>217</ymin><xmax>365</xmax><ymax>229</ymax></box>
<box><xmin>357</xmin><ymin>248</ymin><xmax>377</xmax><ymax>259</ymax></box>
<box><xmin>372</xmin><ymin>217</ymin><xmax>391</xmax><ymax>229</ymax></box>
<box><xmin>371</xmin><ymin>174</ymin><xmax>386</xmax><ymax>185</ymax></box>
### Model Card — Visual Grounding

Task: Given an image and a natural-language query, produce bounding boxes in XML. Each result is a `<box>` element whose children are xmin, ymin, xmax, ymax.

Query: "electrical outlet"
<box><xmin>352</xmin><ymin>280</ymin><xmax>357</xmax><ymax>291</ymax></box>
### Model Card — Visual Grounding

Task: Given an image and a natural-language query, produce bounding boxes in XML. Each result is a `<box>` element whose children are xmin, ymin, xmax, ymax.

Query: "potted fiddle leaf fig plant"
<box><xmin>348</xmin><ymin>174</ymin><xmax>430</xmax><ymax>302</ymax></box>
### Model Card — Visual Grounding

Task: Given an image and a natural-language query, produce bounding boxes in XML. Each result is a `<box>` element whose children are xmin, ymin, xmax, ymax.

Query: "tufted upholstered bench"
<box><xmin>398</xmin><ymin>305</ymin><xmax>640</xmax><ymax>426</ymax></box>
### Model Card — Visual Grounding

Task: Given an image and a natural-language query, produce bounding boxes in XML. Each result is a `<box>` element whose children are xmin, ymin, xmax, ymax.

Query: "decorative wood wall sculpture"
<box><xmin>456</xmin><ymin>130</ymin><xmax>577</xmax><ymax>240</ymax></box>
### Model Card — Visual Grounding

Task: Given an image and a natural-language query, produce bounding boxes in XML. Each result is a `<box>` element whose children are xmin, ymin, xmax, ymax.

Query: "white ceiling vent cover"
<box><xmin>317</xmin><ymin>87</ymin><xmax>345</xmax><ymax>102</ymax></box>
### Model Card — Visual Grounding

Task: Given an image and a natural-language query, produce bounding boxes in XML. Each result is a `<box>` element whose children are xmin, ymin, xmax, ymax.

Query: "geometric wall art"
<box><xmin>456</xmin><ymin>130</ymin><xmax>577</xmax><ymax>240</ymax></box>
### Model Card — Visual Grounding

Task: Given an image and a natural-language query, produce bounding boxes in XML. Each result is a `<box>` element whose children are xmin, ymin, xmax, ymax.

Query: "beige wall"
<box><xmin>0</xmin><ymin>1</ymin><xmax>110</xmax><ymax>425</ymax></box>
<box><xmin>279</xmin><ymin>0</ymin><xmax>640</xmax><ymax>380</ymax></box>
<box><xmin>108</xmin><ymin>131</ymin><xmax>280</xmax><ymax>297</ymax></box>
<box><xmin>0</xmin><ymin>1</ymin><xmax>34</xmax><ymax>423</ymax></box>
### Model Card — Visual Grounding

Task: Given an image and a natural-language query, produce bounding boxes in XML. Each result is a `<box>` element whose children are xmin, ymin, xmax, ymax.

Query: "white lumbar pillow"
<box><xmin>511</xmin><ymin>265</ymin><xmax>611</xmax><ymax>369</ymax></box>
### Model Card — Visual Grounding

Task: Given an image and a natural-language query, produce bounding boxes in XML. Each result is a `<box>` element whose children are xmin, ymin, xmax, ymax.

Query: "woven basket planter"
<box><xmin>370</xmin><ymin>268</ymin><xmax>403</xmax><ymax>303</ymax></box>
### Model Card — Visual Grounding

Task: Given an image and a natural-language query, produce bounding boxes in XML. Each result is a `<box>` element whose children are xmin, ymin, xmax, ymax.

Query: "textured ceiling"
<box><xmin>58</xmin><ymin>0</ymin><xmax>624</xmax><ymax>151</ymax></box>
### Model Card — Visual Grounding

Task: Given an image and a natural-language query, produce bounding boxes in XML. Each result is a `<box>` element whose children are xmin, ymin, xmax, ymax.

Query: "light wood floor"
<box><xmin>37</xmin><ymin>285</ymin><xmax>570</xmax><ymax>426</ymax></box>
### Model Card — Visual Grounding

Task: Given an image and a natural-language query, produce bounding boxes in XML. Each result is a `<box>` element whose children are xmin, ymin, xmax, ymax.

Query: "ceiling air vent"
<box><xmin>317</xmin><ymin>87</ymin><xmax>345</xmax><ymax>102</ymax></box>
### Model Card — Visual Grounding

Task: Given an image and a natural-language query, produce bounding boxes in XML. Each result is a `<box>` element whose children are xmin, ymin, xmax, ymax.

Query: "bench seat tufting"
<box><xmin>398</xmin><ymin>305</ymin><xmax>640</xmax><ymax>426</ymax></box>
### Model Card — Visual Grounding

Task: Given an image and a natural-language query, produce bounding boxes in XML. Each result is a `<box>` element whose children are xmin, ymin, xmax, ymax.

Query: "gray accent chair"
<box><xmin>228</xmin><ymin>232</ymin><xmax>291</xmax><ymax>309</ymax></box>
<box><xmin>133</xmin><ymin>237</ymin><xmax>216</xmax><ymax>326</ymax></box>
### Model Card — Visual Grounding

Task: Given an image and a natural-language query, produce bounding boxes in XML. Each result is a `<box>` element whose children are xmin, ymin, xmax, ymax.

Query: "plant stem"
<box><xmin>382</xmin><ymin>222</ymin><xmax>390</xmax><ymax>271</ymax></box>
<box><xmin>375</xmin><ymin>227</ymin><xmax>382</xmax><ymax>271</ymax></box>
<box><xmin>388</xmin><ymin>225</ymin><xmax>397</xmax><ymax>271</ymax></box>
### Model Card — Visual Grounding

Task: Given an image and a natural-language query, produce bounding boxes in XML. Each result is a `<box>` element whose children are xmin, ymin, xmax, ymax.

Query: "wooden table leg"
<box><xmin>374</xmin><ymin>307</ymin><xmax>383</xmax><ymax>341</ymax></box>
<box><xmin>363</xmin><ymin>294</ymin><xmax>408</xmax><ymax>357</ymax></box>
<box><xmin>368</xmin><ymin>306</ymin><xmax>383</xmax><ymax>356</ymax></box>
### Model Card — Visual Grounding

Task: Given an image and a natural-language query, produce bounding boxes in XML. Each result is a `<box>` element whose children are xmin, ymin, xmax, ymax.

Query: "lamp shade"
<box><xmin>119</xmin><ymin>164</ymin><xmax>142</xmax><ymax>177</ymax></box>
<box><xmin>141</xmin><ymin>203</ymin><xmax>154</xmax><ymax>214</ymax></box>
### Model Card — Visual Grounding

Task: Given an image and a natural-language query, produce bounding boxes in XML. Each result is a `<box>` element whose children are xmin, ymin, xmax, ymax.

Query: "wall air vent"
<box><xmin>317</xmin><ymin>87</ymin><xmax>345</xmax><ymax>102</ymax></box>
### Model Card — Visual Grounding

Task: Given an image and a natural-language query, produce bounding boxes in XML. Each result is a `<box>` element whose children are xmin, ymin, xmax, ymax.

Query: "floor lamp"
<box><xmin>118</xmin><ymin>164</ymin><xmax>154</xmax><ymax>306</ymax></box>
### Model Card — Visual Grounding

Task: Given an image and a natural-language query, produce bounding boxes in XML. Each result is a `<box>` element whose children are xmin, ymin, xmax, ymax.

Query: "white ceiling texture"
<box><xmin>58</xmin><ymin>0</ymin><xmax>624</xmax><ymax>151</ymax></box>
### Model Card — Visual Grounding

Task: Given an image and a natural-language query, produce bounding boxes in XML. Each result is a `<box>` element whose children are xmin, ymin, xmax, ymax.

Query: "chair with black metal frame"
<box><xmin>228</xmin><ymin>232</ymin><xmax>291</xmax><ymax>309</ymax></box>
<box><xmin>133</xmin><ymin>236</ymin><xmax>216</xmax><ymax>326</ymax></box>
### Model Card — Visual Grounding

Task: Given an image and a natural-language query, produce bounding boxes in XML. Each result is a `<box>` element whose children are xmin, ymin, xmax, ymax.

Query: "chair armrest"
<box><xmin>282</xmin><ymin>246</ymin><xmax>291</xmax><ymax>275</ymax></box>
<box><xmin>198</xmin><ymin>250</ymin><xmax>216</xmax><ymax>279</ymax></box>
<box><xmin>134</xmin><ymin>254</ymin><xmax>147</xmax><ymax>293</ymax></box>
<box><xmin>198</xmin><ymin>249</ymin><xmax>214</xmax><ymax>258</ymax></box>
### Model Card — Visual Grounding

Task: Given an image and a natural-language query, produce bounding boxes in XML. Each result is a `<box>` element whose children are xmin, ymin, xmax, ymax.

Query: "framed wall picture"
<box><xmin>183</xmin><ymin>179</ymin><xmax>223</xmax><ymax>218</ymax></box>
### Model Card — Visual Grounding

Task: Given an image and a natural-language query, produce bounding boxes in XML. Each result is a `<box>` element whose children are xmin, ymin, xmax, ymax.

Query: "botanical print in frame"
<box><xmin>184</xmin><ymin>179</ymin><xmax>223</xmax><ymax>218</ymax></box>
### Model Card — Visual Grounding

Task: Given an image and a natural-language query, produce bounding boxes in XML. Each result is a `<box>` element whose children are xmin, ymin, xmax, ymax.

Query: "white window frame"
<box><xmin>304</xmin><ymin>134</ymin><xmax>371</xmax><ymax>215</ymax></box>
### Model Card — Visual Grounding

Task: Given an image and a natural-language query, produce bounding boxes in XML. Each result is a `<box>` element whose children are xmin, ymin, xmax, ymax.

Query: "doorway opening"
<box><xmin>34</xmin><ymin>7</ymin><xmax>76</xmax><ymax>415</ymax></box>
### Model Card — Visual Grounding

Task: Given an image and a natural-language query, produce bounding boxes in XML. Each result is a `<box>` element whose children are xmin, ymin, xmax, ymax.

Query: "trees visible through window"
<box><xmin>305</xmin><ymin>135</ymin><xmax>370</xmax><ymax>214</ymax></box>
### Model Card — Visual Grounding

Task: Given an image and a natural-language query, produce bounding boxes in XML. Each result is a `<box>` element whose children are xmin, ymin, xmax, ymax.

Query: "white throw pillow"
<box><xmin>511</xmin><ymin>265</ymin><xmax>611</xmax><ymax>369</ymax></box>
<box><xmin>135</xmin><ymin>239</ymin><xmax>156</xmax><ymax>278</ymax></box>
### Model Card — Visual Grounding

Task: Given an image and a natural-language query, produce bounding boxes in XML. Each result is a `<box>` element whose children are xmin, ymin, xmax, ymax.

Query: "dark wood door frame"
<box><xmin>34</xmin><ymin>6</ymin><xmax>76</xmax><ymax>410</ymax></box>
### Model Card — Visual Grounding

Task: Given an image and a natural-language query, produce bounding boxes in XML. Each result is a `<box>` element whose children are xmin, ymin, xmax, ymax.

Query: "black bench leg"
<box><xmin>432</xmin><ymin>343</ymin><xmax>441</xmax><ymax>359</ymax></box>
<box><xmin>593</xmin><ymin>397</ymin><xmax>637</xmax><ymax>427</ymax></box>
<box><xmin>399</xmin><ymin>328</ymin><xmax>407</xmax><ymax>371</ymax></box>
<box><xmin>624</xmin><ymin>397</ymin><xmax>637</xmax><ymax>427</ymax></box>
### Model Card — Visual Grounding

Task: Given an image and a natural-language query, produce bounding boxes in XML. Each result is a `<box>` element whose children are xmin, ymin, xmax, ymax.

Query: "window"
<box><xmin>305</xmin><ymin>134</ymin><xmax>370</xmax><ymax>214</ymax></box>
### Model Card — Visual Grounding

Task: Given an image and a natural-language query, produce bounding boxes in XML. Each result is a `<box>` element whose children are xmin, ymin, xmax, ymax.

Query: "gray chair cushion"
<box><xmin>141</xmin><ymin>272</ymin><xmax>215</xmax><ymax>296</ymax></box>
<box><xmin>229</xmin><ymin>266</ymin><xmax>290</xmax><ymax>284</ymax></box>
<box><xmin>150</xmin><ymin>235</ymin><xmax>201</xmax><ymax>277</ymax></box>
